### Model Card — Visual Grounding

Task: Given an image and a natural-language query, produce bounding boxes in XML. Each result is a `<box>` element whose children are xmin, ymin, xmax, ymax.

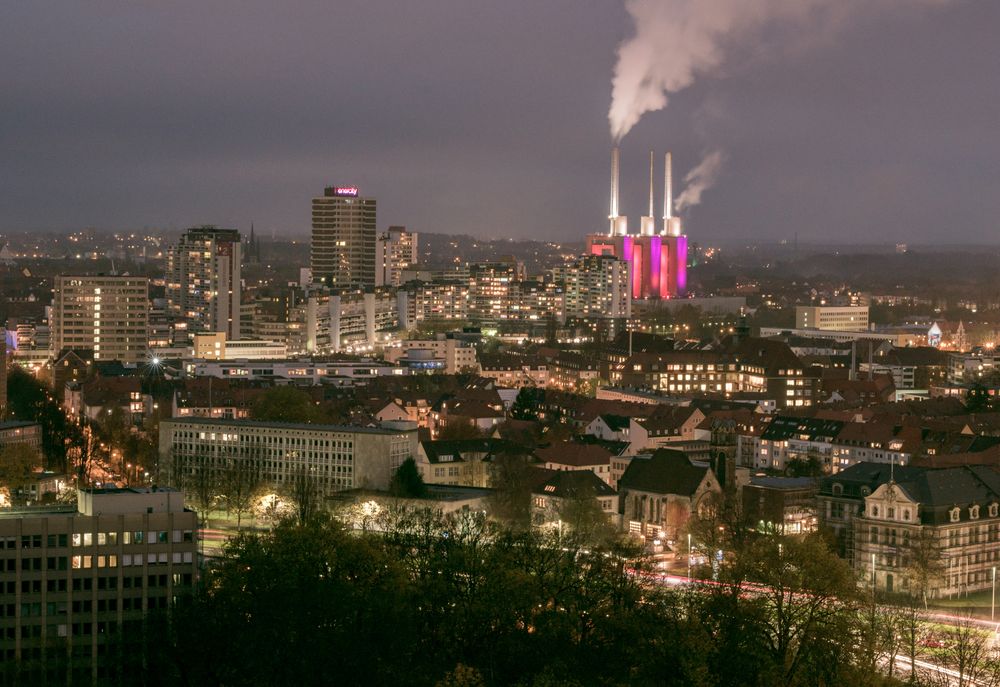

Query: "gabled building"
<box><xmin>618</xmin><ymin>449</ymin><xmax>721</xmax><ymax>542</ymax></box>
<box><xmin>416</xmin><ymin>438</ymin><xmax>530</xmax><ymax>487</ymax></box>
<box><xmin>530</xmin><ymin>468</ymin><xmax>619</xmax><ymax>530</ymax></box>
<box><xmin>535</xmin><ymin>441</ymin><xmax>613</xmax><ymax>485</ymax></box>
<box><xmin>820</xmin><ymin>462</ymin><xmax>1000</xmax><ymax>597</ymax></box>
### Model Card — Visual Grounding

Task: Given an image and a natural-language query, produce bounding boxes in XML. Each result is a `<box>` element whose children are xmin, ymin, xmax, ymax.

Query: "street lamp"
<box><xmin>687</xmin><ymin>533</ymin><xmax>692</xmax><ymax>580</ymax></box>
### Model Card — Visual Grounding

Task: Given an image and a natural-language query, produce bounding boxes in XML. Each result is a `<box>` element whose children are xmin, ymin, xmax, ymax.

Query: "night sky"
<box><xmin>1</xmin><ymin>1</ymin><xmax>998</xmax><ymax>244</ymax></box>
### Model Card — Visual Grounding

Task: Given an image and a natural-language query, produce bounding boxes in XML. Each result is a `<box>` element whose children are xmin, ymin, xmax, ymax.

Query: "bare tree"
<box><xmin>220</xmin><ymin>450</ymin><xmax>261</xmax><ymax>531</ymax></box>
<box><xmin>177</xmin><ymin>452</ymin><xmax>221</xmax><ymax>527</ymax></box>
<box><xmin>942</xmin><ymin>615</ymin><xmax>991</xmax><ymax>687</ymax></box>
<box><xmin>904</xmin><ymin>527</ymin><xmax>946</xmax><ymax>609</ymax></box>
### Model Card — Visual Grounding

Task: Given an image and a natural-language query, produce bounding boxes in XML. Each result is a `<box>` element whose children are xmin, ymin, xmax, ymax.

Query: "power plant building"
<box><xmin>585</xmin><ymin>149</ymin><xmax>688</xmax><ymax>299</ymax></box>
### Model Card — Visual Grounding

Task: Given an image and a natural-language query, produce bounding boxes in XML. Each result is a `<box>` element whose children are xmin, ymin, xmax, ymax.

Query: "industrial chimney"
<box><xmin>640</xmin><ymin>150</ymin><xmax>656</xmax><ymax>236</ymax></box>
<box><xmin>608</xmin><ymin>147</ymin><xmax>628</xmax><ymax>236</ymax></box>
<box><xmin>662</xmin><ymin>151</ymin><xmax>682</xmax><ymax>236</ymax></box>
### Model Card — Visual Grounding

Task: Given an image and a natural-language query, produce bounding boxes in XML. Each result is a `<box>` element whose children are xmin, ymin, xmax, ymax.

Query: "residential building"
<box><xmin>50</xmin><ymin>276</ymin><xmax>149</xmax><ymax>363</ymax></box>
<box><xmin>0</xmin><ymin>488</ymin><xmax>197</xmax><ymax>684</ymax></box>
<box><xmin>416</xmin><ymin>438</ymin><xmax>528</xmax><ymax>487</ymax></box>
<box><xmin>311</xmin><ymin>186</ymin><xmax>376</xmax><ymax>291</ymax></box>
<box><xmin>375</xmin><ymin>226</ymin><xmax>418</xmax><ymax>287</ymax></box>
<box><xmin>552</xmin><ymin>254</ymin><xmax>631</xmax><ymax>321</ymax></box>
<box><xmin>166</xmin><ymin>226</ymin><xmax>242</xmax><ymax>340</ymax></box>
<box><xmin>530</xmin><ymin>469</ymin><xmax>619</xmax><ymax>530</ymax></box>
<box><xmin>535</xmin><ymin>442</ymin><xmax>614</xmax><ymax>485</ymax></box>
<box><xmin>158</xmin><ymin>417</ymin><xmax>419</xmax><ymax>495</ymax></box>
<box><xmin>752</xmin><ymin>416</ymin><xmax>845</xmax><ymax>472</ymax></box>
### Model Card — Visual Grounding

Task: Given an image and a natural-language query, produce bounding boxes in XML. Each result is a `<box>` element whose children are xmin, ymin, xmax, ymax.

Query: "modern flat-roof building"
<box><xmin>50</xmin><ymin>276</ymin><xmax>149</xmax><ymax>363</ymax></box>
<box><xmin>166</xmin><ymin>226</ymin><xmax>242</xmax><ymax>340</ymax></box>
<box><xmin>795</xmin><ymin>305</ymin><xmax>869</xmax><ymax>332</ymax></box>
<box><xmin>311</xmin><ymin>186</ymin><xmax>376</xmax><ymax>291</ymax></box>
<box><xmin>0</xmin><ymin>421</ymin><xmax>42</xmax><ymax>451</ymax></box>
<box><xmin>158</xmin><ymin>417</ymin><xmax>419</xmax><ymax>495</ymax></box>
<box><xmin>0</xmin><ymin>487</ymin><xmax>197</xmax><ymax>684</ymax></box>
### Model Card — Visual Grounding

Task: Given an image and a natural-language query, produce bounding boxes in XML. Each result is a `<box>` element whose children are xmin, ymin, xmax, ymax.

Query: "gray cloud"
<box><xmin>0</xmin><ymin>1</ymin><xmax>996</xmax><ymax>244</ymax></box>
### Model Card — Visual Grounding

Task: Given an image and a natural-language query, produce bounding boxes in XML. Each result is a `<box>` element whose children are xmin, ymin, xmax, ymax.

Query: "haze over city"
<box><xmin>2</xmin><ymin>0</ymin><xmax>998</xmax><ymax>243</ymax></box>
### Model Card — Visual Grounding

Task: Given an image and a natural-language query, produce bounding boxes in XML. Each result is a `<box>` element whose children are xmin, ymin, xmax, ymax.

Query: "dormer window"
<box><xmin>950</xmin><ymin>507</ymin><xmax>961</xmax><ymax>523</ymax></box>
<box><xmin>990</xmin><ymin>504</ymin><xmax>999</xmax><ymax>518</ymax></box>
<box><xmin>832</xmin><ymin>483</ymin><xmax>843</xmax><ymax>496</ymax></box>
<box><xmin>860</xmin><ymin>487</ymin><xmax>871</xmax><ymax>497</ymax></box>
<box><xmin>871</xmin><ymin>506</ymin><xmax>880</xmax><ymax>518</ymax></box>
<box><xmin>970</xmin><ymin>505</ymin><xmax>981</xmax><ymax>520</ymax></box>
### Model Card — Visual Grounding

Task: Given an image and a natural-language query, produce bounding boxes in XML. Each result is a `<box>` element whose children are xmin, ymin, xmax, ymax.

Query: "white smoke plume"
<box><xmin>675</xmin><ymin>150</ymin><xmax>725</xmax><ymax>212</ymax></box>
<box><xmin>608</xmin><ymin>0</ymin><xmax>949</xmax><ymax>142</ymax></box>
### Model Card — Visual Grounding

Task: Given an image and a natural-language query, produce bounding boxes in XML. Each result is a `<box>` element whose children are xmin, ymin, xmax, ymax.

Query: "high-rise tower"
<box><xmin>166</xmin><ymin>226</ymin><xmax>242</xmax><ymax>339</ymax></box>
<box><xmin>311</xmin><ymin>186</ymin><xmax>377</xmax><ymax>291</ymax></box>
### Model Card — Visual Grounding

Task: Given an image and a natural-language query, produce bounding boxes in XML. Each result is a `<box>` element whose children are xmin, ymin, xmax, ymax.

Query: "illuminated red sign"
<box><xmin>333</xmin><ymin>186</ymin><xmax>359</xmax><ymax>197</ymax></box>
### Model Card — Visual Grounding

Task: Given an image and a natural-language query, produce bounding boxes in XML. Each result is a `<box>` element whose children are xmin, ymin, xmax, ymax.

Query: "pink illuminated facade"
<box><xmin>585</xmin><ymin>149</ymin><xmax>688</xmax><ymax>300</ymax></box>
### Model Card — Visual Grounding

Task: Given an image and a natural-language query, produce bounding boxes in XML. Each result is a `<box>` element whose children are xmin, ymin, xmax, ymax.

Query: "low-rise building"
<box><xmin>618</xmin><ymin>449</ymin><xmax>722</xmax><ymax>543</ymax></box>
<box><xmin>742</xmin><ymin>475</ymin><xmax>818</xmax><ymax>535</ymax></box>
<box><xmin>0</xmin><ymin>421</ymin><xmax>41</xmax><ymax>451</ymax></box>
<box><xmin>159</xmin><ymin>418</ymin><xmax>419</xmax><ymax>495</ymax></box>
<box><xmin>530</xmin><ymin>468</ymin><xmax>619</xmax><ymax>530</ymax></box>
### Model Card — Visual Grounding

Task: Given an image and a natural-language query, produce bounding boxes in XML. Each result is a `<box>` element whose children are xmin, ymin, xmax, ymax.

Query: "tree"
<box><xmin>904</xmin><ymin>527</ymin><xmax>946</xmax><ymax>609</ymax></box>
<box><xmin>288</xmin><ymin>466</ymin><xmax>320</xmax><ymax>526</ymax></box>
<box><xmin>252</xmin><ymin>386</ymin><xmax>324</xmax><ymax>424</ymax></box>
<box><xmin>785</xmin><ymin>450</ymin><xmax>824</xmax><ymax>478</ymax></box>
<box><xmin>487</xmin><ymin>451</ymin><xmax>535</xmax><ymax>528</ymax></box>
<box><xmin>510</xmin><ymin>387</ymin><xmax>541</xmax><ymax>422</ymax></box>
<box><xmin>220</xmin><ymin>453</ymin><xmax>262</xmax><ymax>531</ymax></box>
<box><xmin>555</xmin><ymin>483</ymin><xmax>617</xmax><ymax>546</ymax></box>
<box><xmin>5</xmin><ymin>367</ymin><xmax>81</xmax><ymax>471</ymax></box>
<box><xmin>0</xmin><ymin>443</ymin><xmax>42</xmax><ymax>505</ymax></box>
<box><xmin>179</xmin><ymin>460</ymin><xmax>221</xmax><ymax>527</ymax></box>
<box><xmin>436</xmin><ymin>421</ymin><xmax>484</xmax><ymax>441</ymax></box>
<box><xmin>942</xmin><ymin>615</ymin><xmax>992</xmax><ymax>687</ymax></box>
<box><xmin>389</xmin><ymin>457</ymin><xmax>427</xmax><ymax>499</ymax></box>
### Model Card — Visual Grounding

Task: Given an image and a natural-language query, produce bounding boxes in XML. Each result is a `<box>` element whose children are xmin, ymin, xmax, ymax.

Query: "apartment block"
<box><xmin>50</xmin><ymin>276</ymin><xmax>149</xmax><ymax>363</ymax></box>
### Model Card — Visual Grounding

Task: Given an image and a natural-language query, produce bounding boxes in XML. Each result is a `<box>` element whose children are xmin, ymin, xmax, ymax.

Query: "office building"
<box><xmin>795</xmin><ymin>305</ymin><xmax>869</xmax><ymax>332</ymax></box>
<box><xmin>159</xmin><ymin>418</ymin><xmax>419</xmax><ymax>495</ymax></box>
<box><xmin>50</xmin><ymin>276</ymin><xmax>149</xmax><ymax>363</ymax></box>
<box><xmin>375</xmin><ymin>226</ymin><xmax>418</xmax><ymax>287</ymax></box>
<box><xmin>311</xmin><ymin>186</ymin><xmax>376</xmax><ymax>291</ymax></box>
<box><xmin>166</xmin><ymin>226</ymin><xmax>242</xmax><ymax>340</ymax></box>
<box><xmin>0</xmin><ymin>488</ymin><xmax>197</xmax><ymax>684</ymax></box>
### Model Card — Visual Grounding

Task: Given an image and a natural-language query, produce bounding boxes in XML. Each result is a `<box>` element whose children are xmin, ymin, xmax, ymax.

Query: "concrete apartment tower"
<box><xmin>50</xmin><ymin>275</ymin><xmax>150</xmax><ymax>363</ymax></box>
<box><xmin>165</xmin><ymin>226</ymin><xmax>242</xmax><ymax>340</ymax></box>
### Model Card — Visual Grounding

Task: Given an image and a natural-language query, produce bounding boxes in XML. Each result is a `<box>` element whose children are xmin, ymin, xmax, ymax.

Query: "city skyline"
<box><xmin>1</xmin><ymin>1</ymin><xmax>998</xmax><ymax>244</ymax></box>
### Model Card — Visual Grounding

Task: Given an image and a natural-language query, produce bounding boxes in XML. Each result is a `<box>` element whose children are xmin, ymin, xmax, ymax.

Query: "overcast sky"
<box><xmin>1</xmin><ymin>1</ymin><xmax>997</xmax><ymax>244</ymax></box>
